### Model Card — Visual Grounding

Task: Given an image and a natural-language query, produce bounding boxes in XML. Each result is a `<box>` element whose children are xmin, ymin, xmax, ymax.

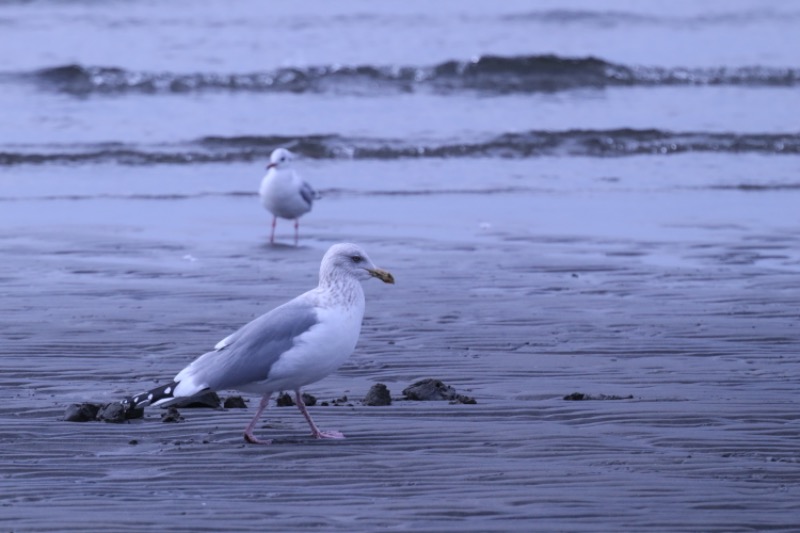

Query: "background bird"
<box><xmin>259</xmin><ymin>148</ymin><xmax>320</xmax><ymax>246</ymax></box>
<box><xmin>123</xmin><ymin>243</ymin><xmax>395</xmax><ymax>444</ymax></box>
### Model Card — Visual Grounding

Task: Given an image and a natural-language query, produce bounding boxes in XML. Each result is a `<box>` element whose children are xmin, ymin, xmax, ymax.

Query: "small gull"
<box><xmin>123</xmin><ymin>243</ymin><xmax>394</xmax><ymax>444</ymax></box>
<box><xmin>259</xmin><ymin>148</ymin><xmax>319</xmax><ymax>246</ymax></box>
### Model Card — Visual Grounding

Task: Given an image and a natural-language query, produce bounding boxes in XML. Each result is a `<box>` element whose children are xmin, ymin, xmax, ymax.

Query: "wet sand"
<box><xmin>1</xmin><ymin>186</ymin><xmax>799</xmax><ymax>532</ymax></box>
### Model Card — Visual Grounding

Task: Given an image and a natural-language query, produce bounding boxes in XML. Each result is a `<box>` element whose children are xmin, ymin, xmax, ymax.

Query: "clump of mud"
<box><xmin>223</xmin><ymin>396</ymin><xmax>247</xmax><ymax>408</ymax></box>
<box><xmin>563</xmin><ymin>392</ymin><xmax>634</xmax><ymax>401</ymax></box>
<box><xmin>402</xmin><ymin>378</ymin><xmax>476</xmax><ymax>404</ymax></box>
<box><xmin>160</xmin><ymin>406</ymin><xmax>184</xmax><ymax>423</ymax></box>
<box><xmin>64</xmin><ymin>394</ymin><xmax>249</xmax><ymax>423</ymax></box>
<box><xmin>64</xmin><ymin>401</ymin><xmax>142</xmax><ymax>423</ymax></box>
<box><xmin>275</xmin><ymin>392</ymin><xmax>317</xmax><ymax>407</ymax></box>
<box><xmin>319</xmin><ymin>395</ymin><xmax>351</xmax><ymax>407</ymax></box>
<box><xmin>363</xmin><ymin>383</ymin><xmax>392</xmax><ymax>406</ymax></box>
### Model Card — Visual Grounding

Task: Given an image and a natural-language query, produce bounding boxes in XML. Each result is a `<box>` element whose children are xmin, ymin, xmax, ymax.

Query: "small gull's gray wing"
<box><xmin>176</xmin><ymin>300</ymin><xmax>319</xmax><ymax>393</ymax></box>
<box><xmin>299</xmin><ymin>181</ymin><xmax>320</xmax><ymax>207</ymax></box>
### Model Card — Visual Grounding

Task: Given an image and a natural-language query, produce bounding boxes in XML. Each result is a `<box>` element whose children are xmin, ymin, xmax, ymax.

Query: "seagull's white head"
<box><xmin>267</xmin><ymin>148</ymin><xmax>294</xmax><ymax>170</ymax></box>
<box><xmin>320</xmin><ymin>243</ymin><xmax>395</xmax><ymax>285</ymax></box>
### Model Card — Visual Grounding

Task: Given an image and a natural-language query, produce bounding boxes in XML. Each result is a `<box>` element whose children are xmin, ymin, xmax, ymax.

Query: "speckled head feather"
<box><xmin>319</xmin><ymin>243</ymin><xmax>395</xmax><ymax>287</ymax></box>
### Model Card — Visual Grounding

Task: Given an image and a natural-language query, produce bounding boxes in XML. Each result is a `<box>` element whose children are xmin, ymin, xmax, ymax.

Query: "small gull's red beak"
<box><xmin>266</xmin><ymin>162</ymin><xmax>277</xmax><ymax>170</ymax></box>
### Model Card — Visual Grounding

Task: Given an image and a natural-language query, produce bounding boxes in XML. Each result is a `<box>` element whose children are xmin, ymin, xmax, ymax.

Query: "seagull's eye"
<box><xmin>351</xmin><ymin>255</ymin><xmax>363</xmax><ymax>264</ymax></box>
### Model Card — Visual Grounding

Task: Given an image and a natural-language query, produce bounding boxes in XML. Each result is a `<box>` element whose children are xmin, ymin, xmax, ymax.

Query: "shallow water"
<box><xmin>1</xmin><ymin>1</ymin><xmax>799</xmax><ymax>532</ymax></box>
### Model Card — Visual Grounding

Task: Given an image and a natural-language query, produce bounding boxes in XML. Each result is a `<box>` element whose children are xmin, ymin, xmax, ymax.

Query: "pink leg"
<box><xmin>244</xmin><ymin>393</ymin><xmax>273</xmax><ymax>444</ymax></box>
<box><xmin>295</xmin><ymin>390</ymin><xmax>344</xmax><ymax>439</ymax></box>
<box><xmin>269</xmin><ymin>216</ymin><xmax>277</xmax><ymax>244</ymax></box>
<box><xmin>293</xmin><ymin>219</ymin><xmax>299</xmax><ymax>246</ymax></box>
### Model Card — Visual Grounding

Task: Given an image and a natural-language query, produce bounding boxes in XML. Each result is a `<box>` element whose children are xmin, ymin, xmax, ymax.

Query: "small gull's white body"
<box><xmin>259</xmin><ymin>148</ymin><xmax>319</xmax><ymax>246</ymax></box>
<box><xmin>124</xmin><ymin>243</ymin><xmax>394</xmax><ymax>444</ymax></box>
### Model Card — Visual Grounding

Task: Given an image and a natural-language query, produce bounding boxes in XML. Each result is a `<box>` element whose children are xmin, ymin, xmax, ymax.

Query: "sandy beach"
<box><xmin>1</xmin><ymin>175</ymin><xmax>799</xmax><ymax>531</ymax></box>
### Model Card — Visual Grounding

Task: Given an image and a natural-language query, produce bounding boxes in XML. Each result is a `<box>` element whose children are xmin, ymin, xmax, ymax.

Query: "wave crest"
<box><xmin>2</xmin><ymin>129</ymin><xmax>798</xmax><ymax>167</ymax></box>
<box><xmin>28</xmin><ymin>55</ymin><xmax>800</xmax><ymax>96</ymax></box>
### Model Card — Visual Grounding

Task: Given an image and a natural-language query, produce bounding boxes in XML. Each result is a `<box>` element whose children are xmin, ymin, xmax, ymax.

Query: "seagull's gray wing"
<box><xmin>176</xmin><ymin>300</ymin><xmax>319</xmax><ymax>393</ymax></box>
<box><xmin>299</xmin><ymin>181</ymin><xmax>319</xmax><ymax>207</ymax></box>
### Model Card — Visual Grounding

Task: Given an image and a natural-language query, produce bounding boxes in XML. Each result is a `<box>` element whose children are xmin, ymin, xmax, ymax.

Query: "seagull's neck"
<box><xmin>269</xmin><ymin>166</ymin><xmax>293</xmax><ymax>179</ymax></box>
<box><xmin>317</xmin><ymin>272</ymin><xmax>365</xmax><ymax>309</ymax></box>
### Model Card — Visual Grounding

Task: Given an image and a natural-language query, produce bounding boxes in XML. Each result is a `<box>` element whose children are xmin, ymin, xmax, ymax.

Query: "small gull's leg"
<box><xmin>244</xmin><ymin>393</ymin><xmax>273</xmax><ymax>444</ymax></box>
<box><xmin>295</xmin><ymin>389</ymin><xmax>344</xmax><ymax>439</ymax></box>
<box><xmin>270</xmin><ymin>216</ymin><xmax>278</xmax><ymax>244</ymax></box>
<box><xmin>293</xmin><ymin>219</ymin><xmax>300</xmax><ymax>247</ymax></box>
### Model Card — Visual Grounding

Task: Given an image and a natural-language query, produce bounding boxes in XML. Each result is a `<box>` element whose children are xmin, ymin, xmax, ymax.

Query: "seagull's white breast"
<box><xmin>259</xmin><ymin>168</ymin><xmax>312</xmax><ymax>220</ymax></box>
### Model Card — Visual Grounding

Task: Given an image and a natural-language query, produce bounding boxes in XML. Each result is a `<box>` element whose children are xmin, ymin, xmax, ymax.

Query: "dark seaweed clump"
<box><xmin>403</xmin><ymin>378</ymin><xmax>476</xmax><ymax>404</ymax></box>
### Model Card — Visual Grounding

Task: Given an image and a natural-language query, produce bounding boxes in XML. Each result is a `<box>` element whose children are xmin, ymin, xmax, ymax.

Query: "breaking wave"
<box><xmin>23</xmin><ymin>55</ymin><xmax>800</xmax><ymax>96</ymax></box>
<box><xmin>1</xmin><ymin>129</ymin><xmax>798</xmax><ymax>167</ymax></box>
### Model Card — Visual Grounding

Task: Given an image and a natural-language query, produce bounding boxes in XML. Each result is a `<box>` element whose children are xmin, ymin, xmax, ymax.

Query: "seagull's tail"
<box><xmin>122</xmin><ymin>381</ymin><xmax>180</xmax><ymax>410</ymax></box>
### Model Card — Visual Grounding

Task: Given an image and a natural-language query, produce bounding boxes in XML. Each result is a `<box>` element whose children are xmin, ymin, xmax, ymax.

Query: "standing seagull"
<box><xmin>259</xmin><ymin>148</ymin><xmax>319</xmax><ymax>246</ymax></box>
<box><xmin>123</xmin><ymin>243</ymin><xmax>394</xmax><ymax>444</ymax></box>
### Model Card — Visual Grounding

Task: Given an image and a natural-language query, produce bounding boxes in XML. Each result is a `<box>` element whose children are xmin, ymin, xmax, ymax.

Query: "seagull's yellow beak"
<box><xmin>368</xmin><ymin>268</ymin><xmax>395</xmax><ymax>284</ymax></box>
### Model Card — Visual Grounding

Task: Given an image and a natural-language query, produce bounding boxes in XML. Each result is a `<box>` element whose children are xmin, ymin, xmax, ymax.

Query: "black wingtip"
<box><xmin>124</xmin><ymin>381</ymin><xmax>179</xmax><ymax>409</ymax></box>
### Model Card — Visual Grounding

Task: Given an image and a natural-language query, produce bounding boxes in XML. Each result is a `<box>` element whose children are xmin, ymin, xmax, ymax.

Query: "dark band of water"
<box><xmin>16</xmin><ymin>54</ymin><xmax>800</xmax><ymax>96</ymax></box>
<box><xmin>1</xmin><ymin>129</ymin><xmax>797</xmax><ymax>167</ymax></box>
